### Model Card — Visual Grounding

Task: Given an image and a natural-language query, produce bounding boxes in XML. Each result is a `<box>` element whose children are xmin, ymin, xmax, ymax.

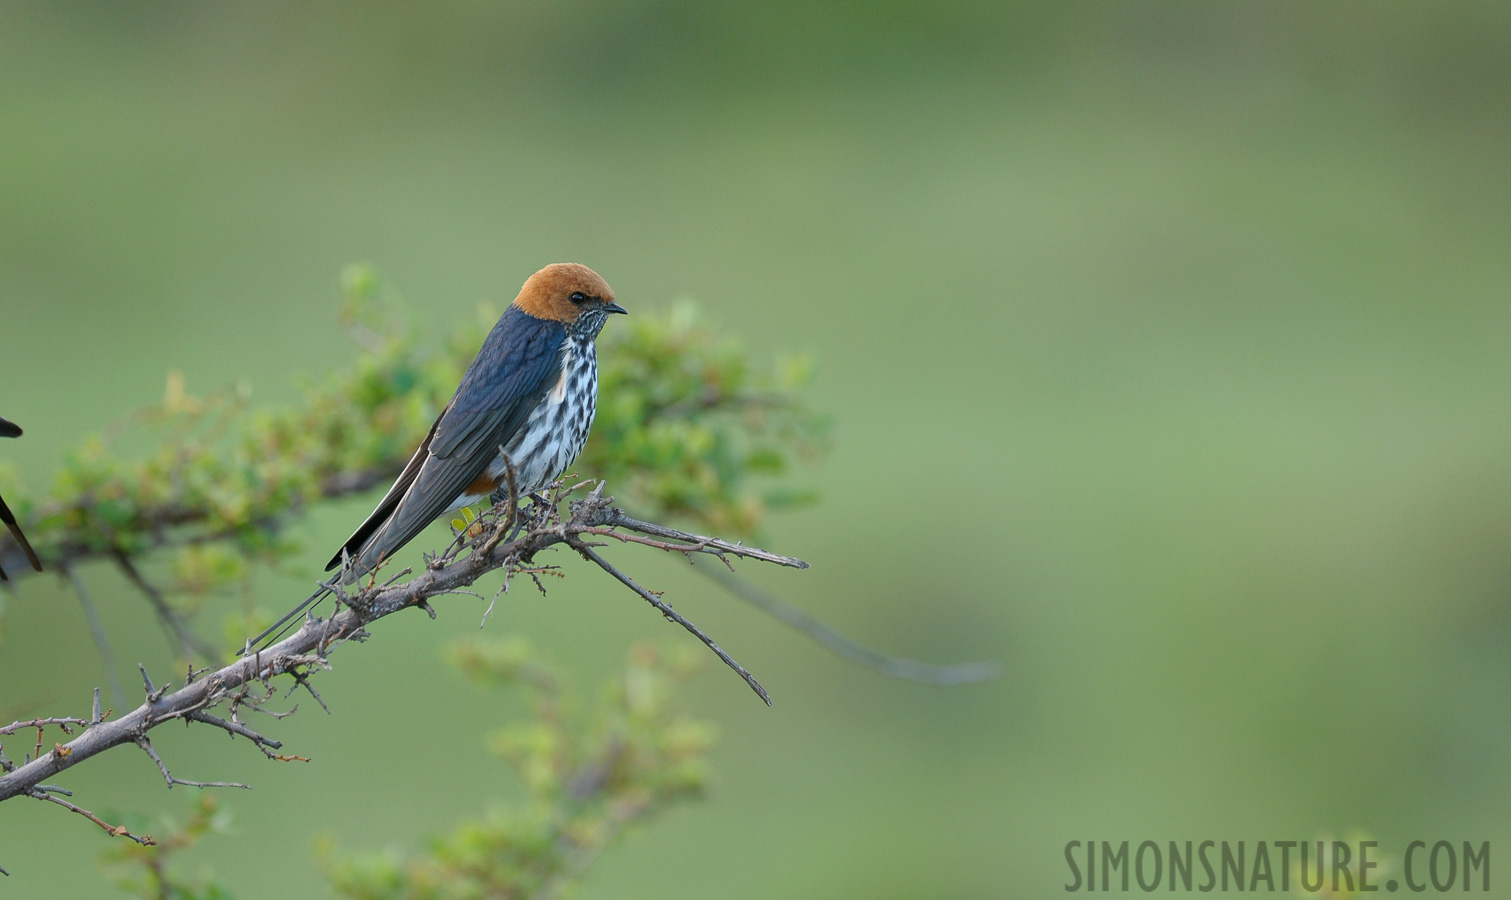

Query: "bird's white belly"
<box><xmin>489</xmin><ymin>342</ymin><xmax>598</xmax><ymax>497</ymax></box>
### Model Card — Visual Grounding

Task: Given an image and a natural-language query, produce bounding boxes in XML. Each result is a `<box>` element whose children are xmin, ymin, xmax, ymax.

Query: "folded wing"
<box><xmin>327</xmin><ymin>309</ymin><xmax>565</xmax><ymax>577</ymax></box>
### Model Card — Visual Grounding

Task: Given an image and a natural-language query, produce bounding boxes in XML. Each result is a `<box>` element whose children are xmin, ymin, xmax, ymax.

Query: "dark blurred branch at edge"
<box><xmin>0</xmin><ymin>467</ymin><xmax>391</xmax><ymax>584</ymax></box>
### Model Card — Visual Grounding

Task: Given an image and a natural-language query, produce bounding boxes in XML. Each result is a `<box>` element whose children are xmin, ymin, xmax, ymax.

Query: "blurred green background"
<box><xmin>3</xmin><ymin>1</ymin><xmax>1511</xmax><ymax>896</ymax></box>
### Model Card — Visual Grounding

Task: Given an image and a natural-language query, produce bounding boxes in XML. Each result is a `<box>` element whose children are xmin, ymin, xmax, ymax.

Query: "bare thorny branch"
<box><xmin>0</xmin><ymin>481</ymin><xmax>805</xmax><ymax>859</ymax></box>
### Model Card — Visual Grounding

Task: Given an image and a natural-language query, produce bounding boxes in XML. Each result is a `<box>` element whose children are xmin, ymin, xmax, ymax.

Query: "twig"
<box><xmin>0</xmin><ymin>717</ymin><xmax>90</xmax><ymax>768</ymax></box>
<box><xmin>0</xmin><ymin>717</ymin><xmax>91</xmax><ymax>738</ymax></box>
<box><xmin>689</xmin><ymin>556</ymin><xmax>1001</xmax><ymax>686</ymax></box>
<box><xmin>430</xmin><ymin>588</ymin><xmax>485</xmax><ymax>603</ymax></box>
<box><xmin>570</xmin><ymin>542</ymin><xmax>771</xmax><ymax>706</ymax></box>
<box><xmin>586</xmin><ymin>510</ymin><xmax>809</xmax><ymax>569</ymax></box>
<box><xmin>29</xmin><ymin>790</ymin><xmax>155</xmax><ymax>845</ymax></box>
<box><xmin>61</xmin><ymin>564</ymin><xmax>126</xmax><ymax>710</ymax></box>
<box><xmin>187</xmin><ymin>711</ymin><xmax>305</xmax><ymax>762</ymax></box>
<box><xmin>134</xmin><ymin>737</ymin><xmax>249</xmax><ymax>790</ymax></box>
<box><xmin>287</xmin><ymin>669</ymin><xmax>330</xmax><ymax>714</ymax></box>
<box><xmin>479</xmin><ymin>455</ymin><xmax>519</xmax><ymax>558</ymax></box>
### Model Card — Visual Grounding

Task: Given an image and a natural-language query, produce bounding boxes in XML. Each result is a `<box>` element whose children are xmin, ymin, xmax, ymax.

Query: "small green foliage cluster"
<box><xmin>319</xmin><ymin>637</ymin><xmax>716</xmax><ymax>900</ymax></box>
<box><xmin>99</xmin><ymin>794</ymin><xmax>236</xmax><ymax>900</ymax></box>
<box><xmin>0</xmin><ymin>266</ymin><xmax>823</xmax><ymax>654</ymax></box>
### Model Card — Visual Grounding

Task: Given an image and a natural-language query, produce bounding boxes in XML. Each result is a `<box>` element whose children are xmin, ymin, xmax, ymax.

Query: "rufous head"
<box><xmin>511</xmin><ymin>263</ymin><xmax>625</xmax><ymax>325</ymax></box>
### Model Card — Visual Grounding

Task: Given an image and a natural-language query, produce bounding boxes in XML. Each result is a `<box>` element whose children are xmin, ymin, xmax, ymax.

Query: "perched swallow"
<box><xmin>329</xmin><ymin>262</ymin><xmax>625</xmax><ymax>579</ymax></box>
<box><xmin>0</xmin><ymin>416</ymin><xmax>42</xmax><ymax>581</ymax></box>
<box><xmin>243</xmin><ymin>263</ymin><xmax>626</xmax><ymax>651</ymax></box>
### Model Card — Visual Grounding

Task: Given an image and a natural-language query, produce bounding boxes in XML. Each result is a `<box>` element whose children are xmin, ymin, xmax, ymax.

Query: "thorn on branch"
<box><xmin>379</xmin><ymin>567</ymin><xmax>412</xmax><ymax>588</ymax></box>
<box><xmin>137</xmin><ymin>663</ymin><xmax>170</xmax><ymax>703</ymax></box>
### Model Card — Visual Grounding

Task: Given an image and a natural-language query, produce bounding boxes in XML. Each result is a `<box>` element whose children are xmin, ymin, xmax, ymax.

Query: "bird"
<box><xmin>244</xmin><ymin>263</ymin><xmax>625</xmax><ymax>650</ymax></box>
<box><xmin>0</xmin><ymin>415</ymin><xmax>43</xmax><ymax>581</ymax></box>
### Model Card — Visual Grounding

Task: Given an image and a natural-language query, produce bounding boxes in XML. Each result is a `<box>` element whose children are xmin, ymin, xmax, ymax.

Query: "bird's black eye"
<box><xmin>569</xmin><ymin>291</ymin><xmax>587</xmax><ymax>304</ymax></box>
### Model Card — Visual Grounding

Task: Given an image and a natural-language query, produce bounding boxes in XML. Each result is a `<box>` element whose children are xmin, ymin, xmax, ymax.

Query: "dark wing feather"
<box><xmin>0</xmin><ymin>493</ymin><xmax>41</xmax><ymax>574</ymax></box>
<box><xmin>332</xmin><ymin>308</ymin><xmax>565</xmax><ymax>579</ymax></box>
<box><xmin>325</xmin><ymin>412</ymin><xmax>443</xmax><ymax>570</ymax></box>
<box><xmin>0</xmin><ymin>417</ymin><xmax>38</xmax><ymax>576</ymax></box>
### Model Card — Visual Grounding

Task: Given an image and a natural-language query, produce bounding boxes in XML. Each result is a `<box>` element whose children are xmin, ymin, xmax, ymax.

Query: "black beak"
<box><xmin>0</xmin><ymin>417</ymin><xmax>20</xmax><ymax>439</ymax></box>
<box><xmin>603</xmin><ymin>301</ymin><xmax>628</xmax><ymax>315</ymax></box>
